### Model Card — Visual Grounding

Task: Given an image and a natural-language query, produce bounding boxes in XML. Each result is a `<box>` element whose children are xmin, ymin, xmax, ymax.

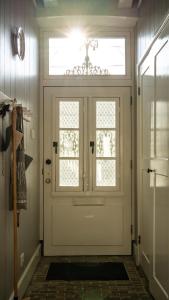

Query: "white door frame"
<box><xmin>39</xmin><ymin>27</ymin><xmax>135</xmax><ymax>243</ymax></box>
<box><xmin>40</xmin><ymin>80</ymin><xmax>135</xmax><ymax>244</ymax></box>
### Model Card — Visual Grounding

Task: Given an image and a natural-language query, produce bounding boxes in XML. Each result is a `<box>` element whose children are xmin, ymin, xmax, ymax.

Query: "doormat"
<box><xmin>46</xmin><ymin>262</ymin><xmax>129</xmax><ymax>281</ymax></box>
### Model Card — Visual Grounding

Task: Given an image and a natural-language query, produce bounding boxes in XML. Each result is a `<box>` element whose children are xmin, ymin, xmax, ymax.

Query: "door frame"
<box><xmin>39</xmin><ymin>26</ymin><xmax>135</xmax><ymax>243</ymax></box>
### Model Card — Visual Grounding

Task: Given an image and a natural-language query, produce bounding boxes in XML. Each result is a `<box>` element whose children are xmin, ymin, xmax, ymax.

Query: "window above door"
<box><xmin>42</xmin><ymin>29</ymin><xmax>132</xmax><ymax>80</ymax></box>
<box><xmin>49</xmin><ymin>37</ymin><xmax>126</xmax><ymax>76</ymax></box>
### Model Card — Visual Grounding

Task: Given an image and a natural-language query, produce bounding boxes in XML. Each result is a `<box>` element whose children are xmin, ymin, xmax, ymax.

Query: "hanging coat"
<box><xmin>16</xmin><ymin>106</ymin><xmax>27</xmax><ymax>209</ymax></box>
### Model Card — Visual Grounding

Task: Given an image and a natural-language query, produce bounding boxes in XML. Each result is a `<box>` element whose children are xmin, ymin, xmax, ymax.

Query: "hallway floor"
<box><xmin>24</xmin><ymin>256</ymin><xmax>153</xmax><ymax>300</ymax></box>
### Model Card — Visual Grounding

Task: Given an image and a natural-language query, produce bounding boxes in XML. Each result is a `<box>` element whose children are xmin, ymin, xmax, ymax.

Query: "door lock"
<box><xmin>46</xmin><ymin>159</ymin><xmax>52</xmax><ymax>165</ymax></box>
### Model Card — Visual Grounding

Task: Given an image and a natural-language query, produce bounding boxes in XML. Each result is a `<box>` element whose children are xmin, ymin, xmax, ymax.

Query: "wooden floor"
<box><xmin>24</xmin><ymin>255</ymin><xmax>154</xmax><ymax>300</ymax></box>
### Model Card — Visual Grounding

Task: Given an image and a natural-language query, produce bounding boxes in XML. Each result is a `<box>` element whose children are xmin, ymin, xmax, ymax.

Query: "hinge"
<box><xmin>130</xmin><ymin>96</ymin><xmax>132</xmax><ymax>105</ymax></box>
<box><xmin>42</xmin><ymin>168</ymin><xmax>44</xmax><ymax>175</ymax></box>
<box><xmin>131</xmin><ymin>224</ymin><xmax>133</xmax><ymax>234</ymax></box>
<box><xmin>130</xmin><ymin>160</ymin><xmax>132</xmax><ymax>169</ymax></box>
<box><xmin>138</xmin><ymin>235</ymin><xmax>141</xmax><ymax>244</ymax></box>
<box><xmin>138</xmin><ymin>86</ymin><xmax>141</xmax><ymax>96</ymax></box>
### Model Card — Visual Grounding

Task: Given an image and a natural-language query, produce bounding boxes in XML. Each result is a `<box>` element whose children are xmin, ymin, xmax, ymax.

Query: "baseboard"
<box><xmin>133</xmin><ymin>241</ymin><xmax>140</xmax><ymax>266</ymax></box>
<box><xmin>9</xmin><ymin>243</ymin><xmax>41</xmax><ymax>300</ymax></box>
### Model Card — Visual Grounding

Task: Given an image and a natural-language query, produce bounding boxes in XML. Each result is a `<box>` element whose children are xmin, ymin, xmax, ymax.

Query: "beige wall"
<box><xmin>0</xmin><ymin>1</ymin><xmax>39</xmax><ymax>299</ymax></box>
<box><xmin>136</xmin><ymin>0</ymin><xmax>169</xmax><ymax>63</ymax></box>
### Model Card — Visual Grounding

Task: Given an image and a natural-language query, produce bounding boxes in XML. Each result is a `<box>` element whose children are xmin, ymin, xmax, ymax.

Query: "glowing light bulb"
<box><xmin>68</xmin><ymin>28</ymin><xmax>86</xmax><ymax>43</ymax></box>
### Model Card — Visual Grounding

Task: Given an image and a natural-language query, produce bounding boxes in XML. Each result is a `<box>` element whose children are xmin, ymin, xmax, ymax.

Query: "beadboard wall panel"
<box><xmin>136</xmin><ymin>0</ymin><xmax>169</xmax><ymax>63</ymax></box>
<box><xmin>0</xmin><ymin>1</ymin><xmax>39</xmax><ymax>299</ymax></box>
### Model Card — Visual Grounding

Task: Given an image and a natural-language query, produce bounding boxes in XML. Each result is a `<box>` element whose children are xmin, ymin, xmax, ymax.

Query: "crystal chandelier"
<box><xmin>65</xmin><ymin>39</ymin><xmax>109</xmax><ymax>76</ymax></box>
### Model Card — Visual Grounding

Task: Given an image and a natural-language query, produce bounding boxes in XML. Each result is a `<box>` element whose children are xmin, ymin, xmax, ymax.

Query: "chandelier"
<box><xmin>65</xmin><ymin>39</ymin><xmax>109</xmax><ymax>76</ymax></box>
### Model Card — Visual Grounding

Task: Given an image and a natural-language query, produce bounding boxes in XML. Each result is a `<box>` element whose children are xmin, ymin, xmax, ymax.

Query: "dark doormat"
<box><xmin>46</xmin><ymin>262</ymin><xmax>129</xmax><ymax>281</ymax></box>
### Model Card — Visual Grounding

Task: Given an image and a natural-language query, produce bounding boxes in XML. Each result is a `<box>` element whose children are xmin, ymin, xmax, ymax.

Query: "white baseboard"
<box><xmin>133</xmin><ymin>242</ymin><xmax>140</xmax><ymax>266</ymax></box>
<box><xmin>9</xmin><ymin>243</ymin><xmax>41</xmax><ymax>300</ymax></box>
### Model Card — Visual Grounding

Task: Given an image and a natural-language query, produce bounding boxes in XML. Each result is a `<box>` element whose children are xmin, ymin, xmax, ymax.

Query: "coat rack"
<box><xmin>0</xmin><ymin>91</ymin><xmax>32</xmax><ymax>300</ymax></box>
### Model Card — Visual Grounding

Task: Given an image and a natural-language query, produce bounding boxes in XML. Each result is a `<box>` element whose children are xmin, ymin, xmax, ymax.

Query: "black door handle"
<box><xmin>90</xmin><ymin>141</ymin><xmax>95</xmax><ymax>154</ymax></box>
<box><xmin>147</xmin><ymin>168</ymin><xmax>155</xmax><ymax>173</ymax></box>
<box><xmin>53</xmin><ymin>141</ymin><xmax>58</xmax><ymax>154</ymax></box>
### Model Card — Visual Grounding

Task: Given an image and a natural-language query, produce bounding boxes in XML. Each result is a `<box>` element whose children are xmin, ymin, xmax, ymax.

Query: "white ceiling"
<box><xmin>34</xmin><ymin>0</ymin><xmax>134</xmax><ymax>9</ymax></box>
<box><xmin>118</xmin><ymin>0</ymin><xmax>133</xmax><ymax>8</ymax></box>
<box><xmin>35</xmin><ymin>0</ymin><xmax>138</xmax><ymax>27</ymax></box>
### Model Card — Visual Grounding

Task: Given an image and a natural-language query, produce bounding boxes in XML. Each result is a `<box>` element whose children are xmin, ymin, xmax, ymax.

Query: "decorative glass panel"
<box><xmin>59</xmin><ymin>101</ymin><xmax>79</xmax><ymax>128</ymax></box>
<box><xmin>89</xmin><ymin>38</ymin><xmax>125</xmax><ymax>75</ymax></box>
<box><xmin>49</xmin><ymin>38</ymin><xmax>126</xmax><ymax>75</ymax></box>
<box><xmin>96</xmin><ymin>101</ymin><xmax>116</xmax><ymax>128</ymax></box>
<box><xmin>60</xmin><ymin>130</ymin><xmax>79</xmax><ymax>157</ymax></box>
<box><xmin>96</xmin><ymin>160</ymin><xmax>116</xmax><ymax>186</ymax></box>
<box><xmin>96</xmin><ymin>130</ymin><xmax>116</xmax><ymax>157</ymax></box>
<box><xmin>49</xmin><ymin>38</ymin><xmax>85</xmax><ymax>75</ymax></box>
<box><xmin>59</xmin><ymin>160</ymin><xmax>79</xmax><ymax>186</ymax></box>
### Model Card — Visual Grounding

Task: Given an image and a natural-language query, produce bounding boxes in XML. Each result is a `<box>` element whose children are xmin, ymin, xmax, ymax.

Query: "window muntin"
<box><xmin>49</xmin><ymin>38</ymin><xmax>126</xmax><ymax>76</ymax></box>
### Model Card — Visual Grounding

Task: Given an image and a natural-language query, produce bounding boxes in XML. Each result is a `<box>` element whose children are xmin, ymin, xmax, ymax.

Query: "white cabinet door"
<box><xmin>43</xmin><ymin>86</ymin><xmax>131</xmax><ymax>256</ymax></box>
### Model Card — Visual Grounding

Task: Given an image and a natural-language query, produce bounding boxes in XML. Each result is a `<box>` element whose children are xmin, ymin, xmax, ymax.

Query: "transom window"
<box><xmin>49</xmin><ymin>37</ymin><xmax>126</xmax><ymax>76</ymax></box>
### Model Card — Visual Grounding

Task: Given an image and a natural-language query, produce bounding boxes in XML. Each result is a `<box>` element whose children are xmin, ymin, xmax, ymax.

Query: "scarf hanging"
<box><xmin>16</xmin><ymin>106</ymin><xmax>27</xmax><ymax>209</ymax></box>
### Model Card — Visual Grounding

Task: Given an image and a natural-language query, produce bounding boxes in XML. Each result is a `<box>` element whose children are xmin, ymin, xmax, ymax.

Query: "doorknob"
<box><xmin>45</xmin><ymin>178</ymin><xmax>51</xmax><ymax>184</ymax></box>
<box><xmin>147</xmin><ymin>168</ymin><xmax>155</xmax><ymax>173</ymax></box>
<box><xmin>46</xmin><ymin>159</ymin><xmax>52</xmax><ymax>165</ymax></box>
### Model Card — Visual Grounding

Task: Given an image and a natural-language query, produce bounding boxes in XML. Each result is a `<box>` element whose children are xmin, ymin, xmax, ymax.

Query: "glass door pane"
<box><xmin>94</xmin><ymin>99</ymin><xmax>119</xmax><ymax>189</ymax></box>
<box><xmin>54</xmin><ymin>99</ymin><xmax>83</xmax><ymax>190</ymax></box>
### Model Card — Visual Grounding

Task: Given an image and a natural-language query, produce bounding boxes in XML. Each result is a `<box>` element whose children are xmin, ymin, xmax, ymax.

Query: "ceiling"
<box><xmin>34</xmin><ymin>0</ymin><xmax>140</xmax><ymax>28</ymax></box>
<box><xmin>34</xmin><ymin>0</ymin><xmax>140</xmax><ymax>9</ymax></box>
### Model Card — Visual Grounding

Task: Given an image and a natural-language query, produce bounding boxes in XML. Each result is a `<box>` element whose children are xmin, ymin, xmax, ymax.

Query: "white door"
<box><xmin>150</xmin><ymin>38</ymin><xmax>169</xmax><ymax>300</ymax></box>
<box><xmin>44</xmin><ymin>86</ymin><xmax>131</xmax><ymax>256</ymax></box>
<box><xmin>140</xmin><ymin>30</ymin><xmax>169</xmax><ymax>300</ymax></box>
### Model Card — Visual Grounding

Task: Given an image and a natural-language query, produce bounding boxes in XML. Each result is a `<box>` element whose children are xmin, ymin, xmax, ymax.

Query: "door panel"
<box><xmin>51</xmin><ymin>202</ymin><xmax>123</xmax><ymax>246</ymax></box>
<box><xmin>140</xmin><ymin>30</ymin><xmax>169</xmax><ymax>300</ymax></box>
<box><xmin>141</xmin><ymin>171</ymin><xmax>154</xmax><ymax>278</ymax></box>
<box><xmin>150</xmin><ymin>39</ymin><xmax>169</xmax><ymax>300</ymax></box>
<box><xmin>151</xmin><ymin>175</ymin><xmax>169</xmax><ymax>299</ymax></box>
<box><xmin>44</xmin><ymin>86</ymin><xmax>131</xmax><ymax>255</ymax></box>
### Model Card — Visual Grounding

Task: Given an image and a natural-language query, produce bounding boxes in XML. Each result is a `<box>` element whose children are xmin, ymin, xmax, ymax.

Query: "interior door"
<box><xmin>43</xmin><ymin>86</ymin><xmax>131</xmax><ymax>256</ymax></box>
<box><xmin>140</xmin><ymin>32</ymin><xmax>169</xmax><ymax>300</ymax></box>
<box><xmin>150</xmin><ymin>38</ymin><xmax>169</xmax><ymax>300</ymax></box>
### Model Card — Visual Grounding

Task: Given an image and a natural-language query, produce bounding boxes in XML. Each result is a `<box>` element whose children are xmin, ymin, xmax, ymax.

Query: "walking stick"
<box><xmin>12</xmin><ymin>102</ymin><xmax>18</xmax><ymax>300</ymax></box>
